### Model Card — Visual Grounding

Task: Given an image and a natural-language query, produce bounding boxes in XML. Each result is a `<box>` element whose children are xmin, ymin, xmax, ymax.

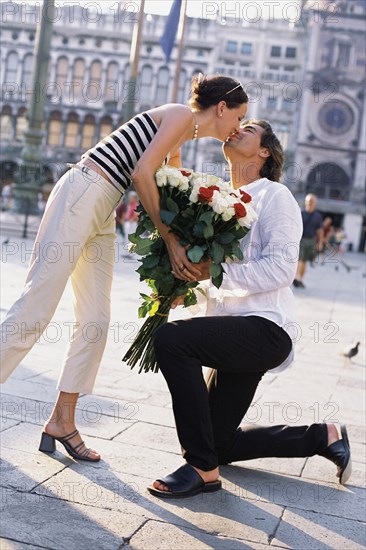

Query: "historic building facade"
<box><xmin>293</xmin><ymin>0</ymin><xmax>366</xmax><ymax>250</ymax></box>
<box><xmin>1</xmin><ymin>0</ymin><xmax>365</xmax><ymax>248</ymax></box>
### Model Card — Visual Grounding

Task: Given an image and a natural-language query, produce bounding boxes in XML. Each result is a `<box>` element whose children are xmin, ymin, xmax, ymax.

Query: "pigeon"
<box><xmin>341</xmin><ymin>342</ymin><xmax>360</xmax><ymax>363</ymax></box>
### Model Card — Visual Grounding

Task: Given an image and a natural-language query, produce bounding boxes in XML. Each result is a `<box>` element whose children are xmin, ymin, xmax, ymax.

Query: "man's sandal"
<box><xmin>39</xmin><ymin>430</ymin><xmax>100</xmax><ymax>462</ymax></box>
<box><xmin>147</xmin><ymin>463</ymin><xmax>221</xmax><ymax>499</ymax></box>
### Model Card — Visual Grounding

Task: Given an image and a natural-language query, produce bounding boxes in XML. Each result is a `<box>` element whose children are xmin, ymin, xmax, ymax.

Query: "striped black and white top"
<box><xmin>81</xmin><ymin>112</ymin><xmax>168</xmax><ymax>192</ymax></box>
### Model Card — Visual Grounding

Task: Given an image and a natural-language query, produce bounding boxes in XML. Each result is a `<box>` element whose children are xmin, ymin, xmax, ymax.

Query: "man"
<box><xmin>148</xmin><ymin>120</ymin><xmax>351</xmax><ymax>499</ymax></box>
<box><xmin>293</xmin><ymin>193</ymin><xmax>324</xmax><ymax>288</ymax></box>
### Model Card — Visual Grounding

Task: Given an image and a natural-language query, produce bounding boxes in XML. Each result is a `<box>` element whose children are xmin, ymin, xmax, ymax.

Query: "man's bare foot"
<box><xmin>44</xmin><ymin>422</ymin><xmax>100</xmax><ymax>461</ymax></box>
<box><xmin>152</xmin><ymin>465</ymin><xmax>219</xmax><ymax>492</ymax></box>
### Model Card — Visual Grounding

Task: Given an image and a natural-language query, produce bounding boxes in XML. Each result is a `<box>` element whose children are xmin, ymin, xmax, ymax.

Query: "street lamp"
<box><xmin>12</xmin><ymin>0</ymin><xmax>55</xmax><ymax>215</ymax></box>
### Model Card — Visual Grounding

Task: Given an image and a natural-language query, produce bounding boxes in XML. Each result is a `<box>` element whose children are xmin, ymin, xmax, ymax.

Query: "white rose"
<box><xmin>156</xmin><ymin>168</ymin><xmax>169</xmax><ymax>187</ymax></box>
<box><xmin>211</xmin><ymin>191</ymin><xmax>229</xmax><ymax>214</ymax></box>
<box><xmin>221</xmin><ymin>207</ymin><xmax>235</xmax><ymax>221</ymax></box>
<box><xmin>189</xmin><ymin>182</ymin><xmax>203</xmax><ymax>203</ymax></box>
<box><xmin>178</xmin><ymin>177</ymin><xmax>190</xmax><ymax>191</ymax></box>
<box><xmin>189</xmin><ymin>172</ymin><xmax>205</xmax><ymax>186</ymax></box>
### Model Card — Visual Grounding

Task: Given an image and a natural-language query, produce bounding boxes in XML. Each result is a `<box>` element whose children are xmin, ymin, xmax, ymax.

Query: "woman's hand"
<box><xmin>165</xmin><ymin>233</ymin><xmax>202</xmax><ymax>281</ymax></box>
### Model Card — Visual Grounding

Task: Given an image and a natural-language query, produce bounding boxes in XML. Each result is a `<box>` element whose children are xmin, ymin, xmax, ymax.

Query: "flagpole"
<box><xmin>171</xmin><ymin>0</ymin><xmax>187</xmax><ymax>103</ymax></box>
<box><xmin>125</xmin><ymin>0</ymin><xmax>145</xmax><ymax>121</ymax></box>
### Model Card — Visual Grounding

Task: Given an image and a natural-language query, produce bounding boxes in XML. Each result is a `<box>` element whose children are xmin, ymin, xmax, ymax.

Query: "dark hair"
<box><xmin>189</xmin><ymin>74</ymin><xmax>248</xmax><ymax>110</ymax></box>
<box><xmin>243</xmin><ymin>119</ymin><xmax>284</xmax><ymax>182</ymax></box>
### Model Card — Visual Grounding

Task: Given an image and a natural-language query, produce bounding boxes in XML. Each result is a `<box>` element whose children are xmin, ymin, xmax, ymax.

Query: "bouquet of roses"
<box><xmin>122</xmin><ymin>165</ymin><xmax>257</xmax><ymax>373</ymax></box>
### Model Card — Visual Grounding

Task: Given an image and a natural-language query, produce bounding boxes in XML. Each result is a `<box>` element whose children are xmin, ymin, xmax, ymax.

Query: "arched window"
<box><xmin>105</xmin><ymin>61</ymin><xmax>119</xmax><ymax>100</ymax></box>
<box><xmin>73</xmin><ymin>58</ymin><xmax>85</xmax><ymax>98</ymax></box>
<box><xmin>81</xmin><ymin>114</ymin><xmax>96</xmax><ymax>149</ymax></box>
<box><xmin>306</xmin><ymin>163</ymin><xmax>350</xmax><ymax>201</ymax></box>
<box><xmin>5</xmin><ymin>52</ymin><xmax>18</xmax><ymax>82</ymax></box>
<box><xmin>0</xmin><ymin>105</ymin><xmax>13</xmax><ymax>141</ymax></box>
<box><xmin>90</xmin><ymin>60</ymin><xmax>102</xmax><ymax>85</ymax></box>
<box><xmin>64</xmin><ymin>112</ymin><xmax>79</xmax><ymax>148</ymax></box>
<box><xmin>155</xmin><ymin>67</ymin><xmax>169</xmax><ymax>104</ymax></box>
<box><xmin>48</xmin><ymin>111</ymin><xmax>62</xmax><ymax>146</ymax></box>
<box><xmin>139</xmin><ymin>65</ymin><xmax>153</xmax><ymax>103</ymax></box>
<box><xmin>99</xmin><ymin>115</ymin><xmax>113</xmax><ymax>140</ymax></box>
<box><xmin>22</xmin><ymin>53</ymin><xmax>33</xmax><ymax>88</ymax></box>
<box><xmin>15</xmin><ymin>107</ymin><xmax>27</xmax><ymax>141</ymax></box>
<box><xmin>177</xmin><ymin>68</ymin><xmax>187</xmax><ymax>103</ymax></box>
<box><xmin>56</xmin><ymin>57</ymin><xmax>68</xmax><ymax>87</ymax></box>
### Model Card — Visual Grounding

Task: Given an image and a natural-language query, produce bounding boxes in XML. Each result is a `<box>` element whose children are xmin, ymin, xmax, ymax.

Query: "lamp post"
<box><xmin>125</xmin><ymin>0</ymin><xmax>145</xmax><ymax>122</ymax></box>
<box><xmin>12</xmin><ymin>0</ymin><xmax>55</xmax><ymax>215</ymax></box>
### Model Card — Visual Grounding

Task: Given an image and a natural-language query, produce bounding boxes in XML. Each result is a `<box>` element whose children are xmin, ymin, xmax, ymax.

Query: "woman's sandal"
<box><xmin>147</xmin><ymin>463</ymin><xmax>222</xmax><ymax>499</ymax></box>
<box><xmin>39</xmin><ymin>429</ymin><xmax>100</xmax><ymax>462</ymax></box>
<box><xmin>320</xmin><ymin>424</ymin><xmax>352</xmax><ymax>484</ymax></box>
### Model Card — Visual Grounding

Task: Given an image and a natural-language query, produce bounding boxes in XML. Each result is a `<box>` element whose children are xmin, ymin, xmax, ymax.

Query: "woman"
<box><xmin>0</xmin><ymin>75</ymin><xmax>248</xmax><ymax>462</ymax></box>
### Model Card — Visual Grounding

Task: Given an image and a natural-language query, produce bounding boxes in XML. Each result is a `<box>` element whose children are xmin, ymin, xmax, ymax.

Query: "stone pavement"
<box><xmin>0</xmin><ymin>235</ymin><xmax>365</xmax><ymax>550</ymax></box>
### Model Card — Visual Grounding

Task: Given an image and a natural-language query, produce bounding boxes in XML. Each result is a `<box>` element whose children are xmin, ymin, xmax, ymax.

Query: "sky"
<box><xmin>4</xmin><ymin>1</ymin><xmax>302</xmax><ymax>21</ymax></box>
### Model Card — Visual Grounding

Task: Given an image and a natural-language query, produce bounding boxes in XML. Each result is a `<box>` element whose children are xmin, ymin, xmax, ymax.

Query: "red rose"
<box><xmin>181</xmin><ymin>170</ymin><xmax>191</xmax><ymax>177</ymax></box>
<box><xmin>239</xmin><ymin>190</ymin><xmax>252</xmax><ymax>203</ymax></box>
<box><xmin>198</xmin><ymin>187</ymin><xmax>215</xmax><ymax>203</ymax></box>
<box><xmin>209</xmin><ymin>185</ymin><xmax>220</xmax><ymax>192</ymax></box>
<box><xmin>234</xmin><ymin>202</ymin><xmax>247</xmax><ymax>218</ymax></box>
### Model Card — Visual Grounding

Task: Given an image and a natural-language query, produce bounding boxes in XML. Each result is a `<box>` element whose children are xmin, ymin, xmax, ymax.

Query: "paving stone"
<box><xmin>0</xmin><ymin>416</ymin><xmax>20</xmax><ymax>432</ymax></box>
<box><xmin>0</xmin><ymin>444</ymin><xmax>69</xmax><ymax>492</ymax></box>
<box><xmin>128</xmin><ymin>520</ymin><xmax>272</xmax><ymax>550</ymax></box>
<box><xmin>78</xmin><ymin>394</ymin><xmax>175</xmax><ymax>428</ymax></box>
<box><xmin>113</xmin><ymin>422</ymin><xmax>181</xmax><ymax>454</ymax></box>
<box><xmin>220</xmin><ymin>466</ymin><xmax>366</xmax><ymax>522</ymax></box>
<box><xmin>36</xmin><ymin>466</ymin><xmax>285</xmax><ymax>545</ymax></box>
<box><xmin>0</xmin><ymin>540</ymin><xmax>44</xmax><ymax>550</ymax></box>
<box><xmin>0</xmin><ymin>492</ymin><xmax>143</xmax><ymax>550</ymax></box>
<box><xmin>272</xmin><ymin>508</ymin><xmax>366</xmax><ymax>549</ymax></box>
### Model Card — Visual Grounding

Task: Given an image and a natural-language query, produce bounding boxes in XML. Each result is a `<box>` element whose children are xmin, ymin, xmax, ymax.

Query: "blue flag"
<box><xmin>160</xmin><ymin>0</ymin><xmax>182</xmax><ymax>62</ymax></box>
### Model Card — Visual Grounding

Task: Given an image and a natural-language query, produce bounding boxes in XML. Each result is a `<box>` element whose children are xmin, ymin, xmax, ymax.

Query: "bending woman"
<box><xmin>0</xmin><ymin>75</ymin><xmax>248</xmax><ymax>462</ymax></box>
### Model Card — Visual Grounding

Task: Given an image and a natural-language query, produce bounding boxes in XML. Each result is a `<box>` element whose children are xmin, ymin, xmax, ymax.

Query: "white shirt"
<box><xmin>200</xmin><ymin>178</ymin><xmax>303</xmax><ymax>373</ymax></box>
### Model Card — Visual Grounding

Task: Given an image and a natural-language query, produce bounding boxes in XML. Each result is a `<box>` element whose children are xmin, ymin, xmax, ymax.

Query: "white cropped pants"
<box><xmin>0</xmin><ymin>166</ymin><xmax>122</xmax><ymax>393</ymax></box>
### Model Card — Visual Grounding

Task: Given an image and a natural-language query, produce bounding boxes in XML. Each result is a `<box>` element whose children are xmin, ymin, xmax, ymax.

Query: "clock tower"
<box><xmin>291</xmin><ymin>0</ymin><xmax>366</xmax><ymax>250</ymax></box>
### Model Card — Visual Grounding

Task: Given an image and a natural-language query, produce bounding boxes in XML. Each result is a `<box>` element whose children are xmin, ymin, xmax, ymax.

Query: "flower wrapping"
<box><xmin>122</xmin><ymin>166</ymin><xmax>257</xmax><ymax>373</ymax></box>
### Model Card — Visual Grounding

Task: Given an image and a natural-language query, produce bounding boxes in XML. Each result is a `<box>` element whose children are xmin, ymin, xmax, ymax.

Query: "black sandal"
<box><xmin>320</xmin><ymin>424</ymin><xmax>352</xmax><ymax>484</ymax></box>
<box><xmin>147</xmin><ymin>463</ymin><xmax>221</xmax><ymax>499</ymax></box>
<box><xmin>39</xmin><ymin>429</ymin><xmax>100</xmax><ymax>462</ymax></box>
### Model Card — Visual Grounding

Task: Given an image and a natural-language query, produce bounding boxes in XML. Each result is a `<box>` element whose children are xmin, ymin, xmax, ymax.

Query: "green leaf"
<box><xmin>231</xmin><ymin>243</ymin><xmax>244</xmax><ymax>261</ymax></box>
<box><xmin>181</xmin><ymin>208</ymin><xmax>195</xmax><ymax>218</ymax></box>
<box><xmin>203</xmin><ymin>224</ymin><xmax>214</xmax><ymax>239</ymax></box>
<box><xmin>184</xmin><ymin>289</ymin><xmax>198</xmax><ymax>307</ymax></box>
<box><xmin>200</xmin><ymin>211</ymin><xmax>214</xmax><ymax>225</ymax></box>
<box><xmin>211</xmin><ymin>271</ymin><xmax>224</xmax><ymax>289</ymax></box>
<box><xmin>193</xmin><ymin>222</ymin><xmax>205</xmax><ymax>238</ymax></box>
<box><xmin>209</xmin><ymin>263</ymin><xmax>223</xmax><ymax>279</ymax></box>
<box><xmin>148</xmin><ymin>300</ymin><xmax>160</xmax><ymax>316</ymax></box>
<box><xmin>142</xmin><ymin>255</ymin><xmax>160</xmax><ymax>269</ymax></box>
<box><xmin>140</xmin><ymin>292</ymin><xmax>153</xmax><ymax>302</ymax></box>
<box><xmin>187</xmin><ymin>246</ymin><xmax>204</xmax><ymax>263</ymax></box>
<box><xmin>212</xmin><ymin>241</ymin><xmax>225</xmax><ymax>263</ymax></box>
<box><xmin>134</xmin><ymin>238</ymin><xmax>154</xmax><ymax>256</ymax></box>
<box><xmin>217</xmin><ymin>232</ymin><xmax>235</xmax><ymax>244</ymax></box>
<box><xmin>138</xmin><ymin>304</ymin><xmax>149</xmax><ymax>318</ymax></box>
<box><xmin>166</xmin><ymin>197</ymin><xmax>179</xmax><ymax>213</ymax></box>
<box><xmin>160</xmin><ymin>209</ymin><xmax>177</xmax><ymax>225</ymax></box>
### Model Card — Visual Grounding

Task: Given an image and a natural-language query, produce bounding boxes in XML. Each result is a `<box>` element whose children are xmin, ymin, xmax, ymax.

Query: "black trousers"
<box><xmin>154</xmin><ymin>316</ymin><xmax>328</xmax><ymax>471</ymax></box>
